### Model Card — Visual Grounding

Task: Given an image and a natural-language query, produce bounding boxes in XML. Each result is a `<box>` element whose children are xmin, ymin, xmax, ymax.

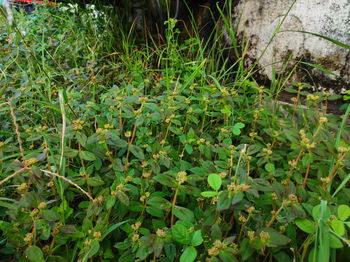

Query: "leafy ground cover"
<box><xmin>0</xmin><ymin>3</ymin><xmax>350</xmax><ymax>262</ymax></box>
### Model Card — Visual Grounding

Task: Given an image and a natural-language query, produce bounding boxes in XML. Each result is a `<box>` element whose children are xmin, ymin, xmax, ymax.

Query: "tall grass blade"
<box><xmin>290</xmin><ymin>31</ymin><xmax>350</xmax><ymax>50</ymax></box>
<box><xmin>327</xmin><ymin>104</ymin><xmax>350</xmax><ymax>191</ymax></box>
<box><xmin>332</xmin><ymin>173</ymin><xmax>350</xmax><ymax>198</ymax></box>
<box><xmin>313</xmin><ymin>200</ymin><xmax>330</xmax><ymax>262</ymax></box>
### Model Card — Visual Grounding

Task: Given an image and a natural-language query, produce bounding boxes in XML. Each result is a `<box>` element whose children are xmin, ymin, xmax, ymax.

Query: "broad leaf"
<box><xmin>153</xmin><ymin>174</ymin><xmax>177</xmax><ymax>188</ymax></box>
<box><xmin>331</xmin><ymin>219</ymin><xmax>345</xmax><ymax>236</ymax></box>
<box><xmin>25</xmin><ymin>246</ymin><xmax>45</xmax><ymax>262</ymax></box>
<box><xmin>79</xmin><ymin>150</ymin><xmax>96</xmax><ymax>161</ymax></box>
<box><xmin>208</xmin><ymin>173</ymin><xmax>222</xmax><ymax>191</ymax></box>
<box><xmin>129</xmin><ymin>145</ymin><xmax>144</xmax><ymax>160</ymax></box>
<box><xmin>174</xmin><ymin>206</ymin><xmax>195</xmax><ymax>223</ymax></box>
<box><xmin>295</xmin><ymin>219</ymin><xmax>316</xmax><ymax>234</ymax></box>
<box><xmin>180</xmin><ymin>246</ymin><xmax>197</xmax><ymax>262</ymax></box>
<box><xmin>191</xmin><ymin>230</ymin><xmax>203</xmax><ymax>246</ymax></box>
<box><xmin>201</xmin><ymin>191</ymin><xmax>217</xmax><ymax>198</ymax></box>
<box><xmin>172</xmin><ymin>224</ymin><xmax>190</xmax><ymax>245</ymax></box>
<box><xmin>338</xmin><ymin>205</ymin><xmax>350</xmax><ymax>221</ymax></box>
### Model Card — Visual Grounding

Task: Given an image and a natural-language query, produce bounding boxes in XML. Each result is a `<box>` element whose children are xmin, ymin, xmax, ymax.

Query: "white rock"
<box><xmin>232</xmin><ymin>0</ymin><xmax>350</xmax><ymax>91</ymax></box>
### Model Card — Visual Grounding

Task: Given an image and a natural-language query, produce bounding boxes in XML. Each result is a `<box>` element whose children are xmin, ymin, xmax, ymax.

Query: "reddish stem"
<box><xmin>302</xmin><ymin>163</ymin><xmax>311</xmax><ymax>188</ymax></box>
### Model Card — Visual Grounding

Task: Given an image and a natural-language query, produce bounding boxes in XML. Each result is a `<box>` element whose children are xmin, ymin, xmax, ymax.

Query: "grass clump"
<box><xmin>0</xmin><ymin>3</ymin><xmax>350</xmax><ymax>262</ymax></box>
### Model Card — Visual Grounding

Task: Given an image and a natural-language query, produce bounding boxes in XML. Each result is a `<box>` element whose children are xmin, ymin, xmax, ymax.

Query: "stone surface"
<box><xmin>232</xmin><ymin>0</ymin><xmax>350</xmax><ymax>92</ymax></box>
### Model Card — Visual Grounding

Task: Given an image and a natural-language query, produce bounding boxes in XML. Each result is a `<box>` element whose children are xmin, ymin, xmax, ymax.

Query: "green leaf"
<box><xmin>25</xmin><ymin>246</ymin><xmax>45</xmax><ymax>262</ymax></box>
<box><xmin>285</xmin><ymin>87</ymin><xmax>298</xmax><ymax>93</ymax></box>
<box><xmin>241</xmin><ymin>238</ymin><xmax>254</xmax><ymax>260</ymax></box>
<box><xmin>217</xmin><ymin>191</ymin><xmax>231</xmax><ymax>211</ymax></box>
<box><xmin>191</xmin><ymin>230</ymin><xmax>203</xmax><ymax>246</ymax></box>
<box><xmin>233</xmin><ymin>123</ymin><xmax>245</xmax><ymax>135</ymax></box>
<box><xmin>329</xmin><ymin>233</ymin><xmax>344</xmax><ymax>249</ymax></box>
<box><xmin>187</xmin><ymin>128</ymin><xmax>195</xmax><ymax>140</ymax></box>
<box><xmin>147</xmin><ymin>196</ymin><xmax>171</xmax><ymax>210</ymax></box>
<box><xmin>328</xmin><ymin>94</ymin><xmax>343</xmax><ymax>101</ymax></box>
<box><xmin>302</xmin><ymin>153</ymin><xmax>313</xmax><ymax>167</ymax></box>
<box><xmin>47</xmin><ymin>256</ymin><xmax>68</xmax><ymax>262</ymax></box>
<box><xmin>153</xmin><ymin>174</ymin><xmax>177</xmax><ymax>188</ymax></box>
<box><xmin>87</xmin><ymin>176</ymin><xmax>105</xmax><ymax>187</ymax></box>
<box><xmin>219</xmin><ymin>250</ymin><xmax>237</xmax><ymax>262</ymax></box>
<box><xmin>153</xmin><ymin>237</ymin><xmax>164</xmax><ymax>257</ymax></box>
<box><xmin>259</xmin><ymin>228</ymin><xmax>290</xmax><ymax>247</ymax></box>
<box><xmin>106</xmin><ymin>196</ymin><xmax>116</xmax><ymax>210</ymax></box>
<box><xmin>82</xmin><ymin>240</ymin><xmax>100</xmax><ymax>262</ymax></box>
<box><xmin>231</xmin><ymin>191</ymin><xmax>244</xmax><ymax>205</ymax></box>
<box><xmin>117</xmin><ymin>191</ymin><xmax>129</xmax><ymax>206</ymax></box>
<box><xmin>165</xmin><ymin>243</ymin><xmax>176</xmax><ymax>262</ymax></box>
<box><xmin>208</xmin><ymin>173</ymin><xmax>222</xmax><ymax>191</ymax></box>
<box><xmin>60</xmin><ymin>225</ymin><xmax>78</xmax><ymax>234</ymax></box>
<box><xmin>201</xmin><ymin>191</ymin><xmax>217</xmax><ymax>198</ymax></box>
<box><xmin>101</xmin><ymin>220</ymin><xmax>129</xmax><ymax>240</ymax></box>
<box><xmin>174</xmin><ymin>206</ymin><xmax>195</xmax><ymax>223</ymax></box>
<box><xmin>172</xmin><ymin>224</ymin><xmax>190</xmax><ymax>244</ymax></box>
<box><xmin>146</xmin><ymin>206</ymin><xmax>164</xmax><ymax>218</ymax></box>
<box><xmin>113</xmin><ymin>138</ymin><xmax>128</xmax><ymax>148</ymax></box>
<box><xmin>79</xmin><ymin>150</ymin><xmax>96</xmax><ymax>161</ymax></box>
<box><xmin>221</xmin><ymin>105</ymin><xmax>231</xmax><ymax>115</ymax></box>
<box><xmin>26</xmin><ymin>134</ymin><xmax>42</xmax><ymax>142</ymax></box>
<box><xmin>128</xmin><ymin>201</ymin><xmax>143</xmax><ymax>212</ymax></box>
<box><xmin>185</xmin><ymin>144</ymin><xmax>193</xmax><ymax>155</ymax></box>
<box><xmin>64</xmin><ymin>148</ymin><xmax>79</xmax><ymax>158</ymax></box>
<box><xmin>338</xmin><ymin>205</ymin><xmax>350</xmax><ymax>221</ymax></box>
<box><xmin>180</xmin><ymin>246</ymin><xmax>197</xmax><ymax>262</ymax></box>
<box><xmin>129</xmin><ymin>145</ymin><xmax>144</xmax><ymax>160</ymax></box>
<box><xmin>295</xmin><ymin>219</ymin><xmax>316</xmax><ymax>234</ymax></box>
<box><xmin>76</xmin><ymin>132</ymin><xmax>87</xmax><ymax>147</ymax></box>
<box><xmin>36</xmin><ymin>219</ymin><xmax>51</xmax><ymax>240</ymax></box>
<box><xmin>180</xmin><ymin>185</ymin><xmax>201</xmax><ymax>197</ymax></box>
<box><xmin>331</xmin><ymin>219</ymin><xmax>345</xmax><ymax>236</ymax></box>
<box><xmin>264</xmin><ymin>163</ymin><xmax>275</xmax><ymax>173</ymax></box>
<box><xmin>42</xmin><ymin>209</ymin><xmax>58</xmax><ymax>221</ymax></box>
<box><xmin>211</xmin><ymin>224</ymin><xmax>222</xmax><ymax>241</ymax></box>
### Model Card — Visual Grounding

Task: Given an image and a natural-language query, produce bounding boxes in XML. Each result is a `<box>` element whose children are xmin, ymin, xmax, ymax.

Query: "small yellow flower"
<box><xmin>156</xmin><ymin>229</ymin><xmax>166</xmax><ymax>238</ymax></box>
<box><xmin>23</xmin><ymin>233</ymin><xmax>33</xmax><ymax>243</ymax></box>
<box><xmin>337</xmin><ymin>146</ymin><xmax>349</xmax><ymax>153</ymax></box>
<box><xmin>248</xmin><ymin>206</ymin><xmax>255</xmax><ymax>214</ymax></box>
<box><xmin>176</xmin><ymin>171</ymin><xmax>187</xmax><ymax>185</ymax></box>
<box><xmin>26</xmin><ymin>158</ymin><xmax>37</xmax><ymax>166</ymax></box>
<box><xmin>17</xmin><ymin>183</ymin><xmax>27</xmax><ymax>191</ymax></box>
<box><xmin>239</xmin><ymin>215</ymin><xmax>247</xmax><ymax>223</ymax></box>
<box><xmin>248</xmin><ymin>231</ymin><xmax>255</xmax><ymax>241</ymax></box>
<box><xmin>131</xmin><ymin>222</ymin><xmax>141</xmax><ymax>231</ymax></box>
<box><xmin>93</xmin><ymin>231</ymin><xmax>101</xmax><ymax>239</ymax></box>
<box><xmin>131</xmin><ymin>234</ymin><xmax>139</xmax><ymax>242</ymax></box>
<box><xmin>38</xmin><ymin>202</ymin><xmax>47</xmax><ymax>210</ymax></box>
<box><xmin>259</xmin><ymin>231</ymin><xmax>270</xmax><ymax>244</ymax></box>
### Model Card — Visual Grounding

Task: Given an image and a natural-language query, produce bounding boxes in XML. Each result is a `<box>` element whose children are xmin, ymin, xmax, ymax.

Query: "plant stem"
<box><xmin>302</xmin><ymin>163</ymin><xmax>311</xmax><ymax>188</ymax></box>
<box><xmin>267</xmin><ymin>205</ymin><xmax>284</xmax><ymax>228</ymax></box>
<box><xmin>170</xmin><ymin>186</ymin><xmax>180</xmax><ymax>228</ymax></box>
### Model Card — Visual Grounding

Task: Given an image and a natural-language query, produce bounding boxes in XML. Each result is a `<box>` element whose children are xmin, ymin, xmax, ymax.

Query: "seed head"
<box><xmin>93</xmin><ymin>231</ymin><xmax>101</xmax><ymax>239</ymax></box>
<box><xmin>337</xmin><ymin>146</ymin><xmax>349</xmax><ymax>153</ymax></box>
<box><xmin>131</xmin><ymin>234</ymin><xmax>139</xmax><ymax>242</ymax></box>
<box><xmin>176</xmin><ymin>171</ymin><xmax>187</xmax><ymax>185</ymax></box>
<box><xmin>259</xmin><ymin>231</ymin><xmax>270</xmax><ymax>244</ymax></box>
<box><xmin>38</xmin><ymin>202</ymin><xmax>47</xmax><ymax>210</ymax></box>
<box><xmin>156</xmin><ymin>229</ymin><xmax>166</xmax><ymax>238</ymax></box>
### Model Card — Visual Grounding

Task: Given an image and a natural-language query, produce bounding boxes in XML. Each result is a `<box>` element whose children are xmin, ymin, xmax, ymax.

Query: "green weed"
<box><xmin>0</xmin><ymin>2</ymin><xmax>349</xmax><ymax>262</ymax></box>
